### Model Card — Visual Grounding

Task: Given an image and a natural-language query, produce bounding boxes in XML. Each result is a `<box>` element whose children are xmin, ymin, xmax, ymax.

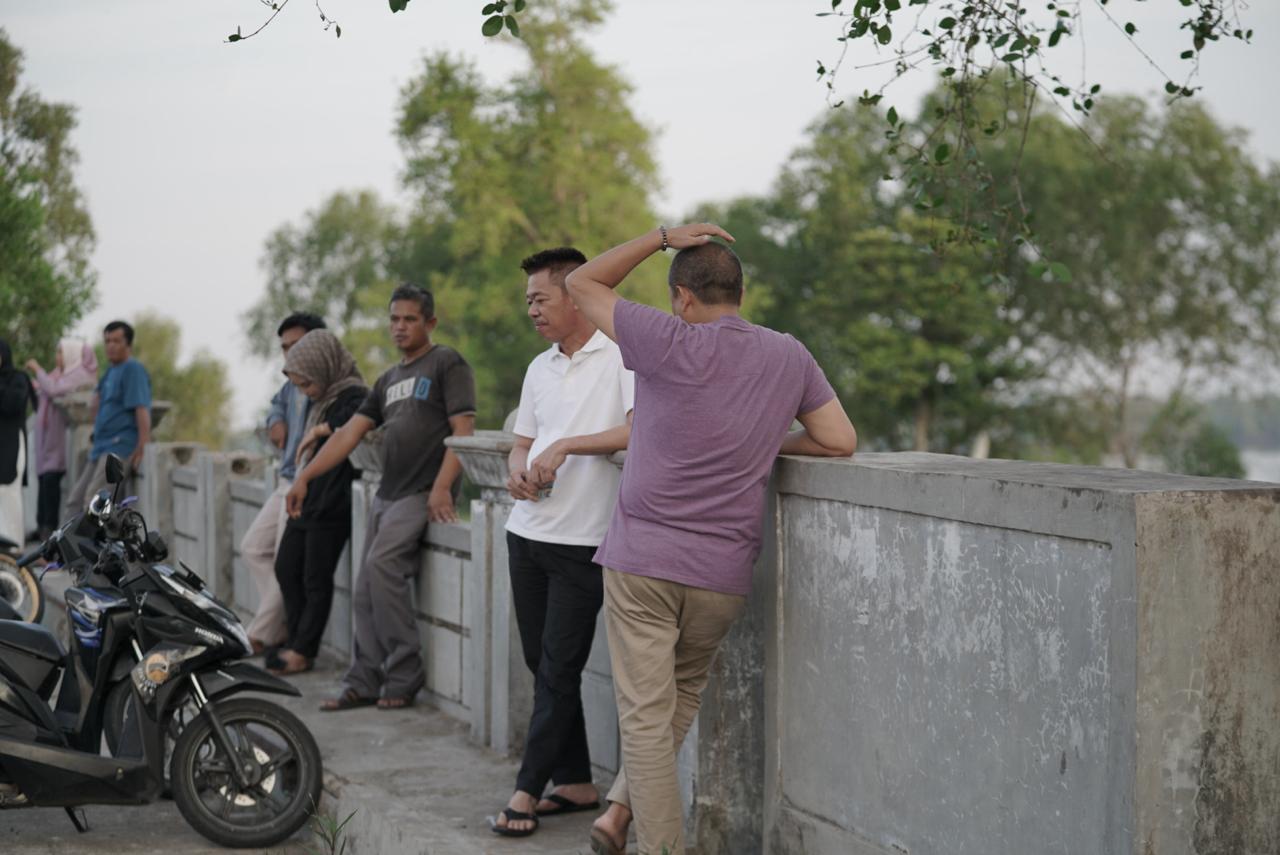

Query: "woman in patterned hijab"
<box><xmin>283</xmin><ymin>330</ymin><xmax>365</xmax><ymax>466</ymax></box>
<box><xmin>272</xmin><ymin>330</ymin><xmax>367</xmax><ymax>675</ymax></box>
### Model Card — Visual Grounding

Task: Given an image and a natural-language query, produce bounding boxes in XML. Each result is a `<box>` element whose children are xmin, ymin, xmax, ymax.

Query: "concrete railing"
<box><xmin>127</xmin><ymin>438</ymin><xmax>1280</xmax><ymax>855</ymax></box>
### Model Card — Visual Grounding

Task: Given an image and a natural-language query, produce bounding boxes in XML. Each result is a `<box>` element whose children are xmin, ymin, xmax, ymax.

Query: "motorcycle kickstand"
<box><xmin>64</xmin><ymin>806</ymin><xmax>90</xmax><ymax>833</ymax></box>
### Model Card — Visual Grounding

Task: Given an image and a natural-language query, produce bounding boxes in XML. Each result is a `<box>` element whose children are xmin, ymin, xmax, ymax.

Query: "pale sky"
<box><xmin>4</xmin><ymin>0</ymin><xmax>1278</xmax><ymax>429</ymax></box>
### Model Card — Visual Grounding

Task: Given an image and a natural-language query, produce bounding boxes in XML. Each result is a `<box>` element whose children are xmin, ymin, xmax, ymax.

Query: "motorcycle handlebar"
<box><xmin>15</xmin><ymin>544</ymin><xmax>45</xmax><ymax>568</ymax></box>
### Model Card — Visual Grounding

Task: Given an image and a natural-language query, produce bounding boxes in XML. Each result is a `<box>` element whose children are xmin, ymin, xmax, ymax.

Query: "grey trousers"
<box><xmin>342</xmin><ymin>491</ymin><xmax>429</xmax><ymax>699</ymax></box>
<box><xmin>64</xmin><ymin>454</ymin><xmax>133</xmax><ymax>522</ymax></box>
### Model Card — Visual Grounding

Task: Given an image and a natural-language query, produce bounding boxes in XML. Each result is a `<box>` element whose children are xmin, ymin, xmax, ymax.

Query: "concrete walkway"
<box><xmin>277</xmin><ymin>664</ymin><xmax>611</xmax><ymax>855</ymax></box>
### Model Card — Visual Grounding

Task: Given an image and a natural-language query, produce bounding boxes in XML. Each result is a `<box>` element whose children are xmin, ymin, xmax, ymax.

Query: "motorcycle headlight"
<box><xmin>131</xmin><ymin>643</ymin><xmax>207</xmax><ymax>702</ymax></box>
<box><xmin>214</xmin><ymin>613</ymin><xmax>253</xmax><ymax>657</ymax></box>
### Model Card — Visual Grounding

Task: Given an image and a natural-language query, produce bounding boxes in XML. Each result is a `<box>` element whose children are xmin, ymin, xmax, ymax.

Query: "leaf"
<box><xmin>1124</xmin><ymin>22</ymin><xmax>1136</xmax><ymax>35</ymax></box>
<box><xmin>227</xmin><ymin>33</ymin><xmax>242</xmax><ymax>43</ymax></box>
<box><xmin>483</xmin><ymin>3</ymin><xmax>498</xmax><ymax>13</ymax></box>
<box><xmin>504</xmin><ymin>14</ymin><xmax>520</xmax><ymax>36</ymax></box>
<box><xmin>935</xmin><ymin>142</ymin><xmax>950</xmax><ymax>164</ymax></box>
<box><xmin>885</xmin><ymin>0</ymin><xmax>901</xmax><ymax>9</ymax></box>
<box><xmin>1048</xmin><ymin>261</ymin><xmax>1072</xmax><ymax>283</ymax></box>
<box><xmin>1000</xmin><ymin>53</ymin><xmax>1024</xmax><ymax>63</ymax></box>
<box><xmin>481</xmin><ymin>14</ymin><xmax>504</xmax><ymax>36</ymax></box>
<box><xmin>335</xmin><ymin>24</ymin><xmax>342</xmax><ymax>38</ymax></box>
<box><xmin>1180</xmin><ymin>49</ymin><xmax>1194</xmax><ymax>59</ymax></box>
<box><xmin>939</xmin><ymin>16</ymin><xmax>956</xmax><ymax>29</ymax></box>
<box><xmin>877</xmin><ymin>24</ymin><xmax>892</xmax><ymax>45</ymax></box>
<box><xmin>515</xmin><ymin>0</ymin><xmax>526</xmax><ymax>9</ymax></box>
<box><xmin>887</xmin><ymin>106</ymin><xmax>898</xmax><ymax>125</ymax></box>
<box><xmin>389</xmin><ymin>0</ymin><xmax>410</xmax><ymax>11</ymax></box>
<box><xmin>1048</xmin><ymin>27</ymin><xmax>1065</xmax><ymax>48</ymax></box>
<box><xmin>1165</xmin><ymin>81</ymin><xmax>1180</xmax><ymax>94</ymax></box>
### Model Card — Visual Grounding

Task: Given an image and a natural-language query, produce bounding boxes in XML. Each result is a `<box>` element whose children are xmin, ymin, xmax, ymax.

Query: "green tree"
<box><xmin>705</xmin><ymin>105</ymin><xmax>1026</xmax><ymax>452</ymax></box>
<box><xmin>247</xmin><ymin>0</ymin><xmax>669</xmax><ymax>425</ymax></box>
<box><xmin>131</xmin><ymin>313</ymin><xmax>234</xmax><ymax>449</ymax></box>
<box><xmin>243</xmin><ymin>189</ymin><xmax>402</xmax><ymax>379</ymax></box>
<box><xmin>984</xmin><ymin>96</ymin><xmax>1280</xmax><ymax>466</ymax></box>
<box><xmin>0</xmin><ymin>29</ymin><xmax>96</xmax><ymax>360</ymax></box>
<box><xmin>1143</xmin><ymin>395</ymin><xmax>1245</xmax><ymax>478</ymax></box>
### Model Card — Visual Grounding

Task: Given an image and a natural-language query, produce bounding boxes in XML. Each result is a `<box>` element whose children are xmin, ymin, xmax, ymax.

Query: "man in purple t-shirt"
<box><xmin>566</xmin><ymin>223</ymin><xmax>857</xmax><ymax>855</ymax></box>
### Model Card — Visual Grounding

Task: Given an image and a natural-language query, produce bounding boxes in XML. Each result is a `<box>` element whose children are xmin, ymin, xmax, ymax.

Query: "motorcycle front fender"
<box><xmin>191</xmin><ymin>662</ymin><xmax>303</xmax><ymax>706</ymax></box>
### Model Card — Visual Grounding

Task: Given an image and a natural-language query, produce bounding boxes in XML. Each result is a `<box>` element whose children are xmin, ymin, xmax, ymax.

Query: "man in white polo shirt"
<box><xmin>491</xmin><ymin>247</ymin><xmax>635</xmax><ymax>839</ymax></box>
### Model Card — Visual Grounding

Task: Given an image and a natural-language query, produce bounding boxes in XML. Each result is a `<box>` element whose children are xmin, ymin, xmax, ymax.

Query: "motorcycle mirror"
<box><xmin>104</xmin><ymin>454</ymin><xmax>125</xmax><ymax>485</ymax></box>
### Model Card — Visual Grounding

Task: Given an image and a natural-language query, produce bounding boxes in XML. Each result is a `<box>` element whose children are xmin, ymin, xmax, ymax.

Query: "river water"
<box><xmin>1242</xmin><ymin>449</ymin><xmax>1280</xmax><ymax>483</ymax></box>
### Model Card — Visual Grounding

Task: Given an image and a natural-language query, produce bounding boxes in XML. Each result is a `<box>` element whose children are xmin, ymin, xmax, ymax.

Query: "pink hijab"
<box><xmin>37</xmin><ymin>338</ymin><xmax>98</xmax><ymax>430</ymax></box>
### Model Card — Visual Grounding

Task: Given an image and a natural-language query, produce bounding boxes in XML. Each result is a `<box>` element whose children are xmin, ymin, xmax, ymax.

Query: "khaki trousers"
<box><xmin>603</xmin><ymin>568</ymin><xmax>746</xmax><ymax>855</ymax></box>
<box><xmin>239</xmin><ymin>479</ymin><xmax>291</xmax><ymax>646</ymax></box>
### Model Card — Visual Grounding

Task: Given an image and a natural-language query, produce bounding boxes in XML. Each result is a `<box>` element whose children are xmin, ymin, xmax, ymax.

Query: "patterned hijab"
<box><xmin>282</xmin><ymin>330</ymin><xmax>365</xmax><ymax>437</ymax></box>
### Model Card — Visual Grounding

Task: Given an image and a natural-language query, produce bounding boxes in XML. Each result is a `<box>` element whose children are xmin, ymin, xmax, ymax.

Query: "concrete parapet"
<box><xmin>141</xmin><ymin>442</ymin><xmax>205</xmax><ymax>548</ymax></box>
<box><xmin>716</xmin><ymin>452</ymin><xmax>1280</xmax><ymax>855</ymax></box>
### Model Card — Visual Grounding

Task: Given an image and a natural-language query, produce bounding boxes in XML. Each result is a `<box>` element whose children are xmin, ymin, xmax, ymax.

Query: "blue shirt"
<box><xmin>266</xmin><ymin>380</ymin><xmax>310</xmax><ymax>480</ymax></box>
<box><xmin>91</xmin><ymin>359</ymin><xmax>152</xmax><ymax>461</ymax></box>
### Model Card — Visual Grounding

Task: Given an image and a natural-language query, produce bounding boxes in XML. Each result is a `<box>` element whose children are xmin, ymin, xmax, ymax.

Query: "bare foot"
<box><xmin>537</xmin><ymin>781</ymin><xmax>600</xmax><ymax>813</ymax></box>
<box><xmin>591</xmin><ymin>802</ymin><xmax>631</xmax><ymax>851</ymax></box>
<box><xmin>494</xmin><ymin>790</ymin><xmax>539</xmax><ymax>834</ymax></box>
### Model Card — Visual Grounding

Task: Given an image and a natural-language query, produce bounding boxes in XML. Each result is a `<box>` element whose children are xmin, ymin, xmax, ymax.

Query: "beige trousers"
<box><xmin>240</xmin><ymin>479</ymin><xmax>290</xmax><ymax>646</ymax></box>
<box><xmin>603</xmin><ymin>568</ymin><xmax>746</xmax><ymax>855</ymax></box>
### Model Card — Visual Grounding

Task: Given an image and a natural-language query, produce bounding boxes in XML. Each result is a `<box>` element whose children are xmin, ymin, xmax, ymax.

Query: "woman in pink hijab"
<box><xmin>27</xmin><ymin>339</ymin><xmax>98</xmax><ymax>539</ymax></box>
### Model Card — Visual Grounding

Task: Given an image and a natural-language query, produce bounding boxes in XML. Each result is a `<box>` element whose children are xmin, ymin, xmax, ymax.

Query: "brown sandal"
<box><xmin>319</xmin><ymin>688</ymin><xmax>377</xmax><ymax>712</ymax></box>
<box><xmin>589</xmin><ymin>826</ymin><xmax>626</xmax><ymax>855</ymax></box>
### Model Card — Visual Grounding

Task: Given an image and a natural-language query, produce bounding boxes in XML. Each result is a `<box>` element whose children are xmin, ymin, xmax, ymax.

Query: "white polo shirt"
<box><xmin>504</xmin><ymin>330</ymin><xmax>635</xmax><ymax>547</ymax></box>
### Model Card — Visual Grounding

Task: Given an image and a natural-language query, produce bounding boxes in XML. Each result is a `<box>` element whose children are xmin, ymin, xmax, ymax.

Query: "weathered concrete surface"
<box><xmin>743</xmin><ymin>453</ymin><xmax>1280</xmax><ymax>855</ymax></box>
<box><xmin>1134</xmin><ymin>491</ymin><xmax>1280</xmax><ymax>855</ymax></box>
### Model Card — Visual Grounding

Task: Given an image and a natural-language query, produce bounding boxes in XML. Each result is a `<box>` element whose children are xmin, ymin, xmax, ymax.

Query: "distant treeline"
<box><xmin>1207</xmin><ymin>396</ymin><xmax>1280</xmax><ymax>451</ymax></box>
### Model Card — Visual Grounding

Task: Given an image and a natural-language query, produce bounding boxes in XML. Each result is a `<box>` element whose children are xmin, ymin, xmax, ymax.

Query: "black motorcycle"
<box><xmin>0</xmin><ymin>454</ymin><xmax>323</xmax><ymax>848</ymax></box>
<box><xmin>0</xmin><ymin>534</ymin><xmax>43</xmax><ymax>623</ymax></box>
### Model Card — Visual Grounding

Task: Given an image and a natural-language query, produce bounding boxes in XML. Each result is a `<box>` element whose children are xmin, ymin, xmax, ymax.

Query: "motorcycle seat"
<box><xmin>0</xmin><ymin>620</ymin><xmax>66</xmax><ymax>663</ymax></box>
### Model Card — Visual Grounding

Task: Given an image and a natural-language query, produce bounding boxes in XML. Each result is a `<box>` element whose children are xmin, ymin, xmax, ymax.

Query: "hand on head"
<box><xmin>666</xmin><ymin>223</ymin><xmax>735</xmax><ymax>250</ymax></box>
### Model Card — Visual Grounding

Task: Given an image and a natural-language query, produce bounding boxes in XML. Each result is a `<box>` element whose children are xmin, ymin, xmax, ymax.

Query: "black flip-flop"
<box><xmin>490</xmin><ymin>807</ymin><xmax>539</xmax><ymax>837</ymax></box>
<box><xmin>536</xmin><ymin>793</ymin><xmax>601</xmax><ymax>816</ymax></box>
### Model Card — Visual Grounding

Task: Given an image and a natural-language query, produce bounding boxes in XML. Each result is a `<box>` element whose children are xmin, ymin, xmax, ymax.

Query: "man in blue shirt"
<box><xmin>240</xmin><ymin>312</ymin><xmax>325</xmax><ymax>654</ymax></box>
<box><xmin>63</xmin><ymin>320</ymin><xmax>152</xmax><ymax>519</ymax></box>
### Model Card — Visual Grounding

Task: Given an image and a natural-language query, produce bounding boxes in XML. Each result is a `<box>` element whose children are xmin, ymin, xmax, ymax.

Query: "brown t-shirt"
<box><xmin>357</xmin><ymin>345</ymin><xmax>476</xmax><ymax>501</ymax></box>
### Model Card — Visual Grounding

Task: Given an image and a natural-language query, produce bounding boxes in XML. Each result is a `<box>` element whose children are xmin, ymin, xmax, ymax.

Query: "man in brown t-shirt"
<box><xmin>287</xmin><ymin>284</ymin><xmax>477</xmax><ymax>709</ymax></box>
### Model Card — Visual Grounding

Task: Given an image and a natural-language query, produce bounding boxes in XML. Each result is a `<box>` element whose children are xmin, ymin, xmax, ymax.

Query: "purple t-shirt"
<box><xmin>594</xmin><ymin>299</ymin><xmax>836</xmax><ymax>596</ymax></box>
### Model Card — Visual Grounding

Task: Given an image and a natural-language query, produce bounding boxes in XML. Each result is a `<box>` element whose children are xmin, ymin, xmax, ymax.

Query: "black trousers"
<box><xmin>274</xmin><ymin>522</ymin><xmax>350</xmax><ymax>659</ymax></box>
<box><xmin>507</xmin><ymin>531</ymin><xmax>603</xmax><ymax>797</ymax></box>
<box><xmin>36</xmin><ymin>472</ymin><xmax>63</xmax><ymax>531</ymax></box>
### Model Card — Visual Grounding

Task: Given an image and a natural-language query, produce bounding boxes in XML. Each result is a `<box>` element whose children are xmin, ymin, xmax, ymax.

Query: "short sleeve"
<box><xmin>797</xmin><ymin>345</ymin><xmax>837</xmax><ymax>416</ymax></box>
<box><xmin>326</xmin><ymin>386</ymin><xmax>367</xmax><ymax>431</ymax></box>
<box><xmin>121</xmin><ymin>363</ymin><xmax>152</xmax><ymax>410</ymax></box>
<box><xmin>512</xmin><ymin>362</ymin><xmax>537</xmax><ymax>439</ymax></box>
<box><xmin>266</xmin><ymin>381</ymin><xmax>289</xmax><ymax>428</ymax></box>
<box><xmin>618</xmin><ymin>363</ymin><xmax>635</xmax><ymax>415</ymax></box>
<box><xmin>356</xmin><ymin>377</ymin><xmax>384</xmax><ymax>427</ymax></box>
<box><xmin>441</xmin><ymin>351</ymin><xmax>477</xmax><ymax>418</ymax></box>
<box><xmin>612</xmin><ymin>300</ymin><xmax>684</xmax><ymax>378</ymax></box>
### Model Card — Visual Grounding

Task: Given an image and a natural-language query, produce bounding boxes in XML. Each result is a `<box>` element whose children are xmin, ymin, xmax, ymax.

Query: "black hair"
<box><xmin>520</xmin><ymin>247</ymin><xmax>588</xmax><ymax>286</ymax></box>
<box><xmin>389</xmin><ymin>283</ymin><xmax>435</xmax><ymax>320</ymax></box>
<box><xmin>276</xmin><ymin>312</ymin><xmax>327</xmax><ymax>337</ymax></box>
<box><xmin>104</xmin><ymin>320</ymin><xmax>135</xmax><ymax>346</ymax></box>
<box><xmin>668</xmin><ymin>242</ymin><xmax>744</xmax><ymax>307</ymax></box>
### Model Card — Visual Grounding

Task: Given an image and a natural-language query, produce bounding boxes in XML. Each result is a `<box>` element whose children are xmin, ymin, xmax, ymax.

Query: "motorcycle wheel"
<box><xmin>0</xmin><ymin>553</ymin><xmax>43</xmax><ymax>623</ymax></box>
<box><xmin>170</xmin><ymin>696</ymin><xmax>322</xmax><ymax>848</ymax></box>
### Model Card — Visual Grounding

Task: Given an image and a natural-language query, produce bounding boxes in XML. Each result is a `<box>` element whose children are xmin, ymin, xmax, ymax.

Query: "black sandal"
<box><xmin>319</xmin><ymin>688</ymin><xmax>377</xmax><ymax>712</ymax></box>
<box><xmin>536</xmin><ymin>793</ymin><xmax>601</xmax><ymax>816</ymax></box>
<box><xmin>491</xmin><ymin>807</ymin><xmax>539</xmax><ymax>837</ymax></box>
